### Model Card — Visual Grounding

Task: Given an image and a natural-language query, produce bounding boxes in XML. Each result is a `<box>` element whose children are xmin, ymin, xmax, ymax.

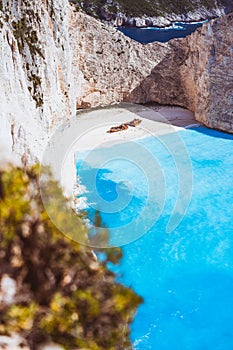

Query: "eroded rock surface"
<box><xmin>73</xmin><ymin>11</ymin><xmax>233</xmax><ymax>132</ymax></box>
<box><xmin>0</xmin><ymin>0</ymin><xmax>76</xmax><ymax>163</ymax></box>
<box><xmin>70</xmin><ymin>0</ymin><xmax>233</xmax><ymax>27</ymax></box>
<box><xmin>69</xmin><ymin>12</ymin><xmax>169</xmax><ymax>108</ymax></box>
<box><xmin>129</xmin><ymin>13</ymin><xmax>233</xmax><ymax>131</ymax></box>
<box><xmin>0</xmin><ymin>1</ymin><xmax>232</xmax><ymax>165</ymax></box>
<box><xmin>184</xmin><ymin>13</ymin><xmax>233</xmax><ymax>130</ymax></box>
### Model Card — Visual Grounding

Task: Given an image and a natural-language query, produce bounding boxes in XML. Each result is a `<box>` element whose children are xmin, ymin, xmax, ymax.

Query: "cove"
<box><xmin>76</xmin><ymin>126</ymin><xmax>233</xmax><ymax>349</ymax></box>
<box><xmin>118</xmin><ymin>21</ymin><xmax>207</xmax><ymax>43</ymax></box>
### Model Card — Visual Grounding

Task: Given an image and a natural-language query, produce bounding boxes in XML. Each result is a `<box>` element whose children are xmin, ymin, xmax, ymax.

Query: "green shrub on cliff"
<box><xmin>0</xmin><ymin>165</ymin><xmax>142</xmax><ymax>349</ymax></box>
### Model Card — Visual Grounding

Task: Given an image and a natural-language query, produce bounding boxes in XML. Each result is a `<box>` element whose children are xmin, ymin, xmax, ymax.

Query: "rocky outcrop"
<box><xmin>70</xmin><ymin>0</ymin><xmax>233</xmax><ymax>27</ymax></box>
<box><xmin>73</xmin><ymin>11</ymin><xmax>233</xmax><ymax>132</ymax></box>
<box><xmin>69</xmin><ymin>11</ymin><xmax>170</xmax><ymax>107</ymax></box>
<box><xmin>0</xmin><ymin>0</ymin><xmax>232</xmax><ymax>164</ymax></box>
<box><xmin>182</xmin><ymin>13</ymin><xmax>233</xmax><ymax>130</ymax></box>
<box><xmin>129</xmin><ymin>13</ymin><xmax>233</xmax><ymax>132</ymax></box>
<box><xmin>68</xmin><ymin>2</ymin><xmax>233</xmax><ymax>134</ymax></box>
<box><xmin>0</xmin><ymin>0</ymin><xmax>77</xmax><ymax>163</ymax></box>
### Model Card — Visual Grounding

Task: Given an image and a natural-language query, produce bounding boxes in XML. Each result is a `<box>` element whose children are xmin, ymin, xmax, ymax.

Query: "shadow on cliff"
<box><xmin>126</xmin><ymin>40</ymin><xmax>191</xmax><ymax>111</ymax></box>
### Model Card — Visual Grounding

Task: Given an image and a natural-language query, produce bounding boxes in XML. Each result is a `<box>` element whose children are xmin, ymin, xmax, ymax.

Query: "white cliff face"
<box><xmin>0</xmin><ymin>0</ymin><xmax>232</xmax><ymax>165</ymax></box>
<box><xmin>128</xmin><ymin>14</ymin><xmax>233</xmax><ymax>132</ymax></box>
<box><xmin>69</xmin><ymin>11</ymin><xmax>170</xmax><ymax>108</ymax></box>
<box><xmin>0</xmin><ymin>0</ymin><xmax>76</xmax><ymax>163</ymax></box>
<box><xmin>182</xmin><ymin>14</ymin><xmax>233</xmax><ymax>131</ymax></box>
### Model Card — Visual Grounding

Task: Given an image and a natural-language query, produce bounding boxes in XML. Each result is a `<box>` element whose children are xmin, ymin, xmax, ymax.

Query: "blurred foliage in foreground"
<box><xmin>0</xmin><ymin>164</ymin><xmax>142</xmax><ymax>349</ymax></box>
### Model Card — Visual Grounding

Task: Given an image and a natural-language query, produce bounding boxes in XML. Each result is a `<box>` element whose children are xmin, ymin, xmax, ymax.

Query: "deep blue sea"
<box><xmin>76</xmin><ymin>126</ymin><xmax>233</xmax><ymax>349</ymax></box>
<box><xmin>118</xmin><ymin>21</ymin><xmax>207</xmax><ymax>44</ymax></box>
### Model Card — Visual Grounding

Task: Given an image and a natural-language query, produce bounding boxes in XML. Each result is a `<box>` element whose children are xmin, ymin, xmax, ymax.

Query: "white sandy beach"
<box><xmin>73</xmin><ymin>104</ymin><xmax>196</xmax><ymax>151</ymax></box>
<box><xmin>58</xmin><ymin>103</ymin><xmax>197</xmax><ymax>196</ymax></box>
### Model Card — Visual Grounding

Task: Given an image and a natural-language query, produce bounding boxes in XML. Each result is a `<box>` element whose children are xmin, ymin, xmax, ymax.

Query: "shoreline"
<box><xmin>73</xmin><ymin>104</ymin><xmax>196</xmax><ymax>151</ymax></box>
<box><xmin>60</xmin><ymin>103</ymin><xmax>197</xmax><ymax>197</ymax></box>
<box><xmin>117</xmin><ymin>19</ymin><xmax>209</xmax><ymax>30</ymax></box>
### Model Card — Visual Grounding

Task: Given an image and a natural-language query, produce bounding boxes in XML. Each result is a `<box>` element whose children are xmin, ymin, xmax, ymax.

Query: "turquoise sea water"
<box><xmin>76</xmin><ymin>127</ymin><xmax>233</xmax><ymax>349</ymax></box>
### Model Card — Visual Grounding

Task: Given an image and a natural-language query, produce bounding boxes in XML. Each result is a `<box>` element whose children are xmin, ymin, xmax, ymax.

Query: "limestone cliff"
<box><xmin>73</xmin><ymin>11</ymin><xmax>233</xmax><ymax>132</ymax></box>
<box><xmin>69</xmin><ymin>11</ymin><xmax>169</xmax><ymax>108</ymax></box>
<box><xmin>182</xmin><ymin>13</ymin><xmax>233</xmax><ymax>130</ymax></box>
<box><xmin>70</xmin><ymin>0</ymin><xmax>233</xmax><ymax>27</ymax></box>
<box><xmin>129</xmin><ymin>13</ymin><xmax>233</xmax><ymax>131</ymax></box>
<box><xmin>0</xmin><ymin>0</ymin><xmax>232</xmax><ymax>165</ymax></box>
<box><xmin>0</xmin><ymin>0</ymin><xmax>76</xmax><ymax>163</ymax></box>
